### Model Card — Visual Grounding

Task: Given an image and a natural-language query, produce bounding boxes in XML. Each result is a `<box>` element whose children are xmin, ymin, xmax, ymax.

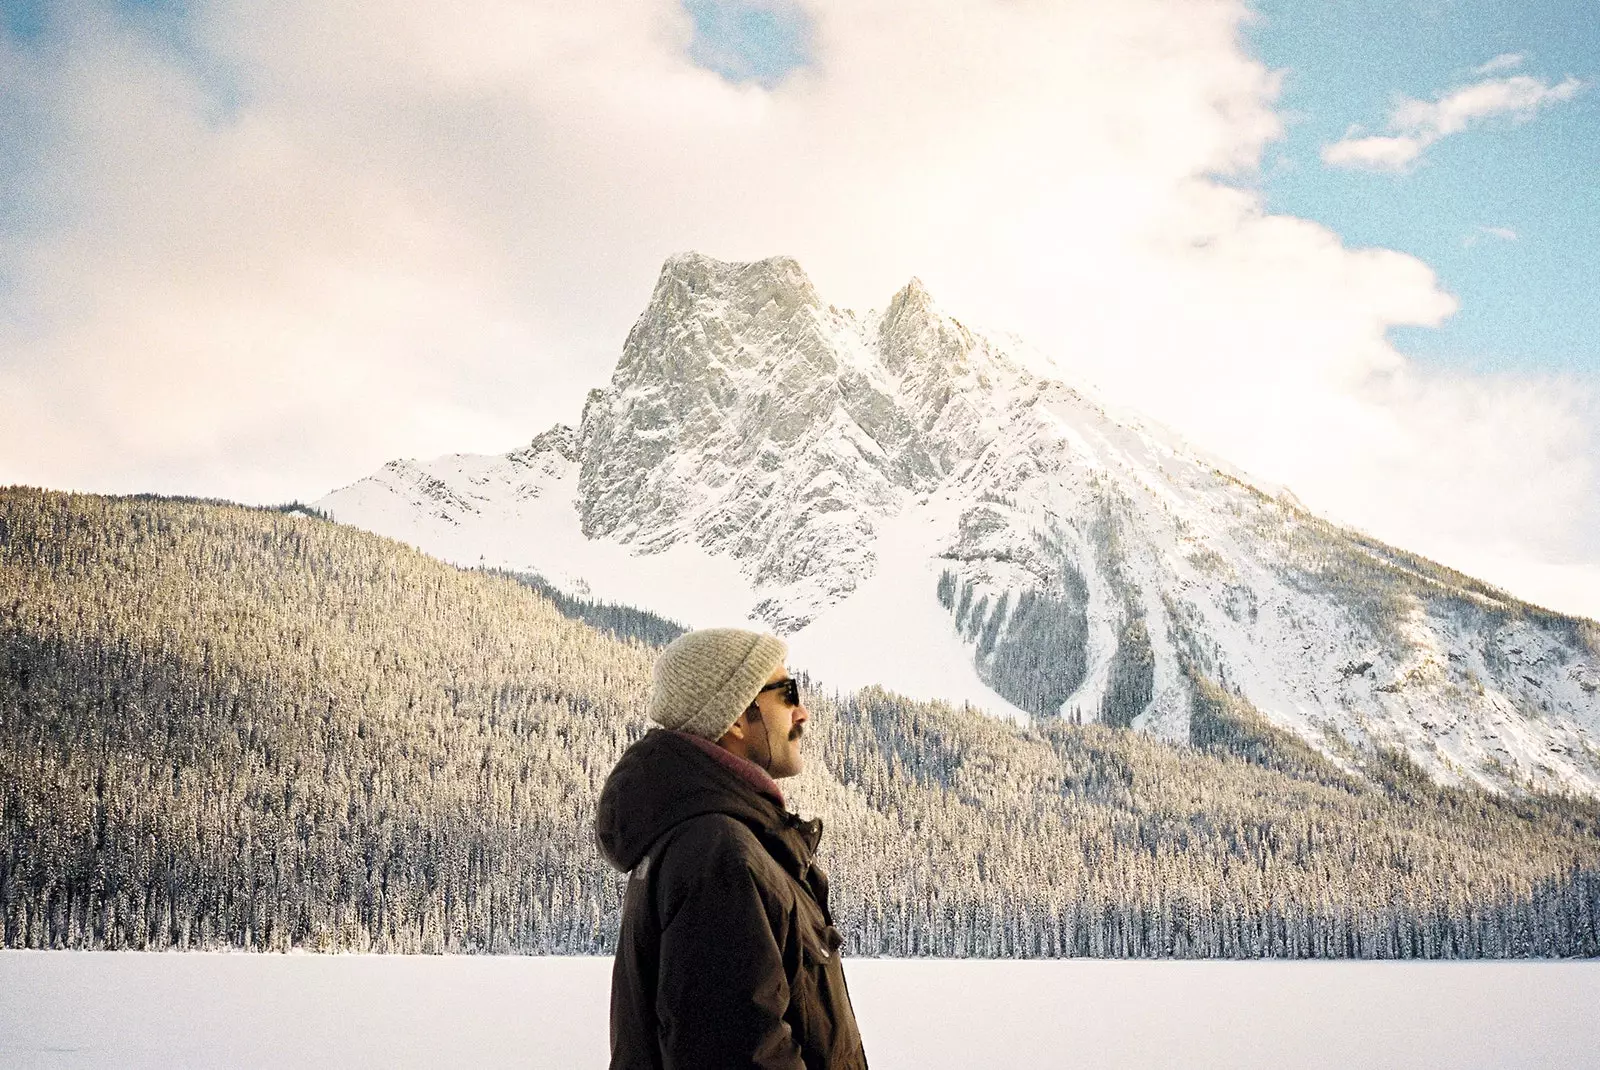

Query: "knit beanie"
<box><xmin>649</xmin><ymin>628</ymin><xmax>788</xmax><ymax>741</ymax></box>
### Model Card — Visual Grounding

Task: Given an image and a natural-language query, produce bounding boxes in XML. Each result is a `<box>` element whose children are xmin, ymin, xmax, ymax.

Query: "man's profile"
<box><xmin>596</xmin><ymin>627</ymin><xmax>868</xmax><ymax>1069</ymax></box>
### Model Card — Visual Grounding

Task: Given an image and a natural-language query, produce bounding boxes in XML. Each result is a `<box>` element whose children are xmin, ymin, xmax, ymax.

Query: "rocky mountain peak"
<box><xmin>878</xmin><ymin>274</ymin><xmax>990</xmax><ymax>389</ymax></box>
<box><xmin>318</xmin><ymin>252</ymin><xmax>1600</xmax><ymax>799</ymax></box>
<box><xmin>648</xmin><ymin>252</ymin><xmax>822</xmax><ymax>327</ymax></box>
<box><xmin>523</xmin><ymin>423</ymin><xmax>579</xmax><ymax>463</ymax></box>
<box><xmin>885</xmin><ymin>275</ymin><xmax>935</xmax><ymax>316</ymax></box>
<box><xmin>605</xmin><ymin>253</ymin><xmax>840</xmax><ymax>398</ymax></box>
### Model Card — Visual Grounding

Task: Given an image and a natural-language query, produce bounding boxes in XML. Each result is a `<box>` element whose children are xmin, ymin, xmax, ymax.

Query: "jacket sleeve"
<box><xmin>654</xmin><ymin>817</ymin><xmax>803</xmax><ymax>1070</ymax></box>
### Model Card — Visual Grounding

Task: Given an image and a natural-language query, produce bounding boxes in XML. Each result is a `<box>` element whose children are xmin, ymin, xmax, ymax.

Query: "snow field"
<box><xmin>4</xmin><ymin>952</ymin><xmax>1600</xmax><ymax>1069</ymax></box>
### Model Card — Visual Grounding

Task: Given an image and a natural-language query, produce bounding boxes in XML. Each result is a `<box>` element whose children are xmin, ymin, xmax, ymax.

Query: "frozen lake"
<box><xmin>3</xmin><ymin>952</ymin><xmax>1599</xmax><ymax>1069</ymax></box>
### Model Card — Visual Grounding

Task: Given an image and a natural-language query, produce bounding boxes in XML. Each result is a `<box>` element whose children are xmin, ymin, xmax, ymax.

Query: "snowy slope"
<box><xmin>317</xmin><ymin>253</ymin><xmax>1600</xmax><ymax>795</ymax></box>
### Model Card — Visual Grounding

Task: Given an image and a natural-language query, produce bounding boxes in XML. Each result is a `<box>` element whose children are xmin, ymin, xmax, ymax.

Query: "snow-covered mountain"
<box><xmin>317</xmin><ymin>252</ymin><xmax>1600</xmax><ymax>796</ymax></box>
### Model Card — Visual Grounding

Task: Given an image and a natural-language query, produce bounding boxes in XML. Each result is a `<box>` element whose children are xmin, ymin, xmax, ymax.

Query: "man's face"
<box><xmin>744</xmin><ymin>665</ymin><xmax>808</xmax><ymax>778</ymax></box>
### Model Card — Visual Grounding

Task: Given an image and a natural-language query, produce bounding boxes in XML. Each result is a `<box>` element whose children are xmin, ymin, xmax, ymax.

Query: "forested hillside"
<box><xmin>3</xmin><ymin>488</ymin><xmax>1598</xmax><ymax>957</ymax></box>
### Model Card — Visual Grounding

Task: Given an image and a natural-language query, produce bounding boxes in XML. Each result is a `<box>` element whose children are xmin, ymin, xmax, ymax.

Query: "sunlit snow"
<box><xmin>315</xmin><ymin>253</ymin><xmax>1600</xmax><ymax>797</ymax></box>
<box><xmin>4</xmin><ymin>953</ymin><xmax>1600</xmax><ymax>1069</ymax></box>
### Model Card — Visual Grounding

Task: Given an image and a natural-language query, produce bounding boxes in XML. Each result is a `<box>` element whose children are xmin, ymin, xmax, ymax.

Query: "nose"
<box><xmin>792</xmin><ymin>702</ymin><xmax>808</xmax><ymax>726</ymax></box>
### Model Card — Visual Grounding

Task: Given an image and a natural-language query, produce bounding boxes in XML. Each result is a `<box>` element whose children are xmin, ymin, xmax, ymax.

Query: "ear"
<box><xmin>718</xmin><ymin>710</ymin><xmax>751</xmax><ymax>744</ymax></box>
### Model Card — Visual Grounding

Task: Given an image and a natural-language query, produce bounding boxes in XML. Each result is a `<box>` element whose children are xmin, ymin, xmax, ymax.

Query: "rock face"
<box><xmin>318</xmin><ymin>252</ymin><xmax>1600</xmax><ymax>797</ymax></box>
<box><xmin>578</xmin><ymin>256</ymin><xmax>914</xmax><ymax>627</ymax></box>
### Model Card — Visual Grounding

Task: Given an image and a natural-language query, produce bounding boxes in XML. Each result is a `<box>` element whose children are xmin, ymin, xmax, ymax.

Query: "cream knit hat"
<box><xmin>650</xmin><ymin>628</ymin><xmax>788</xmax><ymax>740</ymax></box>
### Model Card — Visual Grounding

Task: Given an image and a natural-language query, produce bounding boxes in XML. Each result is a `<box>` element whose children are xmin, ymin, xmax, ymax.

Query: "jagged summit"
<box><xmin>883</xmin><ymin>275</ymin><xmax>938</xmax><ymax>321</ymax></box>
<box><xmin>319</xmin><ymin>253</ymin><xmax>1600</xmax><ymax>798</ymax></box>
<box><xmin>524</xmin><ymin>423</ymin><xmax>579</xmax><ymax>463</ymax></box>
<box><xmin>625</xmin><ymin>255</ymin><xmax>998</xmax><ymax>403</ymax></box>
<box><xmin>646</xmin><ymin>252</ymin><xmax>823</xmax><ymax>327</ymax></box>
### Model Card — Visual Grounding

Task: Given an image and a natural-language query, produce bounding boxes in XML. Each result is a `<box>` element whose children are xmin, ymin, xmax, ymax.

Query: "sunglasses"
<box><xmin>755</xmin><ymin>676</ymin><xmax>802</xmax><ymax>707</ymax></box>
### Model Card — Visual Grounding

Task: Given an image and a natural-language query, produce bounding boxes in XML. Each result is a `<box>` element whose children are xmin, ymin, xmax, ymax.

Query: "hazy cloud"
<box><xmin>1</xmin><ymin>0</ymin><xmax>1597</xmax><ymax>616</ymax></box>
<box><xmin>1323</xmin><ymin>71</ymin><xmax>1583</xmax><ymax>172</ymax></box>
<box><xmin>1462</xmin><ymin>225</ymin><xmax>1519</xmax><ymax>248</ymax></box>
<box><xmin>1475</xmin><ymin>53</ymin><xmax>1524</xmax><ymax>76</ymax></box>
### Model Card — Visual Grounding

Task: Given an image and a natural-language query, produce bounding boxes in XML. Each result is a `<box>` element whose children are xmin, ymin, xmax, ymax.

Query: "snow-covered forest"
<box><xmin>2</xmin><ymin>488</ymin><xmax>1598</xmax><ymax>957</ymax></box>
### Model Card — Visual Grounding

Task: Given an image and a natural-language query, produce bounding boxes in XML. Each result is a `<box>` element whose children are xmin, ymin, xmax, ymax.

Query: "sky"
<box><xmin>1247</xmin><ymin>0</ymin><xmax>1600</xmax><ymax>377</ymax></box>
<box><xmin>0</xmin><ymin>0</ymin><xmax>1597</xmax><ymax>620</ymax></box>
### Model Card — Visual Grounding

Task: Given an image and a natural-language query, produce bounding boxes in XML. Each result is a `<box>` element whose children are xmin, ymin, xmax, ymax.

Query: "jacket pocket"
<box><xmin>792</xmin><ymin>921</ymin><xmax>844</xmax><ymax>1065</ymax></box>
<box><xmin>801</xmin><ymin>922</ymin><xmax>843</xmax><ymax>967</ymax></box>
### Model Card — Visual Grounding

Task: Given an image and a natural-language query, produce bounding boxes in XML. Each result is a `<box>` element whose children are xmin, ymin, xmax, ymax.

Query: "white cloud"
<box><xmin>1475</xmin><ymin>53</ymin><xmax>1524</xmax><ymax>76</ymax></box>
<box><xmin>1</xmin><ymin>0</ymin><xmax>1598</xmax><ymax>617</ymax></box>
<box><xmin>1320</xmin><ymin>126</ymin><xmax>1426</xmax><ymax>171</ymax></box>
<box><xmin>1323</xmin><ymin>71</ymin><xmax>1583</xmax><ymax>172</ymax></box>
<box><xmin>1463</xmin><ymin>225</ymin><xmax>1519</xmax><ymax>247</ymax></box>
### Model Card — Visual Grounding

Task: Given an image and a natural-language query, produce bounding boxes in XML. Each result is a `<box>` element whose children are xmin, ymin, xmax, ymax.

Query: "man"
<box><xmin>596</xmin><ymin>627</ymin><xmax>868</xmax><ymax>1069</ymax></box>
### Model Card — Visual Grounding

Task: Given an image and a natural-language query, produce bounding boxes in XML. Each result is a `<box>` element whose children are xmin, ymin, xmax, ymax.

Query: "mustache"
<box><xmin>789</xmin><ymin>725</ymin><xmax>803</xmax><ymax>740</ymax></box>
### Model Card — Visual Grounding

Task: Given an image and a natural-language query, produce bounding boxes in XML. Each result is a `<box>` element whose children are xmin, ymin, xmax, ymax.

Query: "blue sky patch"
<box><xmin>683</xmin><ymin>0</ymin><xmax>812</xmax><ymax>89</ymax></box>
<box><xmin>1246</xmin><ymin>0</ymin><xmax>1598</xmax><ymax>376</ymax></box>
<box><xmin>1</xmin><ymin>0</ymin><xmax>48</xmax><ymax>42</ymax></box>
<box><xmin>3</xmin><ymin>0</ymin><xmax>186</xmax><ymax>43</ymax></box>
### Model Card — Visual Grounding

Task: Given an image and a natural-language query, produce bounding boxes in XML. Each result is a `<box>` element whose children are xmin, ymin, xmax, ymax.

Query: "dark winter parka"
<box><xmin>595</xmin><ymin>728</ymin><xmax>867</xmax><ymax>1070</ymax></box>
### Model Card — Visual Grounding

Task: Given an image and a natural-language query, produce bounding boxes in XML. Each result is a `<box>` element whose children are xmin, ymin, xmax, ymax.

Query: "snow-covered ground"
<box><xmin>4</xmin><ymin>952</ymin><xmax>1599</xmax><ymax>1069</ymax></box>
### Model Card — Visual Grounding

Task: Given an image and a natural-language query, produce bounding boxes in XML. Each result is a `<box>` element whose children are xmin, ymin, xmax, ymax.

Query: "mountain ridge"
<box><xmin>317</xmin><ymin>252</ymin><xmax>1600</xmax><ymax>798</ymax></box>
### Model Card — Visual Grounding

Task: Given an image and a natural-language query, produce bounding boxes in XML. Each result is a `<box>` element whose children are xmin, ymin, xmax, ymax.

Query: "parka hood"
<box><xmin>596</xmin><ymin>728</ymin><xmax>810</xmax><ymax>874</ymax></box>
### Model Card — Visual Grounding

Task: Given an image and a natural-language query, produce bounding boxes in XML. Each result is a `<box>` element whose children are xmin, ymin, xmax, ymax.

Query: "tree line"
<box><xmin>2</xmin><ymin>487</ymin><xmax>1597</xmax><ymax>956</ymax></box>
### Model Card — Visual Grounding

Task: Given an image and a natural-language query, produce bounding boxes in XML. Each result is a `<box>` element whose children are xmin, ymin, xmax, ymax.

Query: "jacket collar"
<box><xmin>667</xmin><ymin>733</ymin><xmax>822</xmax><ymax>878</ymax></box>
<box><xmin>669</xmin><ymin>729</ymin><xmax>786</xmax><ymax>807</ymax></box>
<box><xmin>596</xmin><ymin>728</ymin><xmax>821</xmax><ymax>875</ymax></box>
